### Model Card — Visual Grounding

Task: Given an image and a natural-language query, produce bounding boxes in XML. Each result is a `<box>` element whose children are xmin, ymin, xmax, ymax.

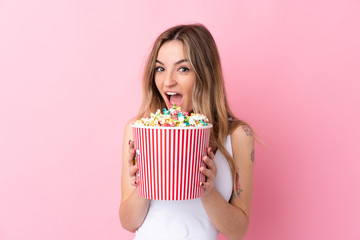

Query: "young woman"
<box><xmin>120</xmin><ymin>23</ymin><xmax>255</xmax><ymax>240</ymax></box>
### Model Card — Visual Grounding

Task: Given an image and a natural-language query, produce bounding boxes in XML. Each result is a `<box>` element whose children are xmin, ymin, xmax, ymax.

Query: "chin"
<box><xmin>181</xmin><ymin>106</ymin><xmax>191</xmax><ymax>113</ymax></box>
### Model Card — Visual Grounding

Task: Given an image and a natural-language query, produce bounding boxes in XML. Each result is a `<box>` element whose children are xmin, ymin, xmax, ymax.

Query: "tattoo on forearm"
<box><xmin>251</xmin><ymin>149</ymin><xmax>255</xmax><ymax>163</ymax></box>
<box><xmin>231</xmin><ymin>189</ymin><xmax>243</xmax><ymax>199</ymax></box>
<box><xmin>242</xmin><ymin>125</ymin><xmax>253</xmax><ymax>137</ymax></box>
<box><xmin>231</xmin><ymin>172</ymin><xmax>243</xmax><ymax>199</ymax></box>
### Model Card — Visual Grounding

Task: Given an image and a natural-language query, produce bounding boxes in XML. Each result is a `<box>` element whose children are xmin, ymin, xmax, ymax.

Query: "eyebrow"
<box><xmin>155</xmin><ymin>59</ymin><xmax>188</xmax><ymax>65</ymax></box>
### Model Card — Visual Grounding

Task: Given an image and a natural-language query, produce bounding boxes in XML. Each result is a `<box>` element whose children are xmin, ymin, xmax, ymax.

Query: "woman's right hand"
<box><xmin>128</xmin><ymin>140</ymin><xmax>139</xmax><ymax>188</ymax></box>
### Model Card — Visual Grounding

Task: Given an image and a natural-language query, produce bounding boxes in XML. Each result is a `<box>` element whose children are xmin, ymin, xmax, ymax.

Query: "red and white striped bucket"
<box><xmin>131</xmin><ymin>125</ymin><xmax>212</xmax><ymax>201</ymax></box>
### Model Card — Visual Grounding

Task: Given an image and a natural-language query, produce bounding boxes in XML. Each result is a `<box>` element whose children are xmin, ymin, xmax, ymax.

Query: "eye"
<box><xmin>179</xmin><ymin>67</ymin><xmax>190</xmax><ymax>72</ymax></box>
<box><xmin>155</xmin><ymin>66</ymin><xmax>164</xmax><ymax>72</ymax></box>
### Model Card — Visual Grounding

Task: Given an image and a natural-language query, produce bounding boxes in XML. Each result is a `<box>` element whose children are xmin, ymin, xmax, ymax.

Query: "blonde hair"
<box><xmin>138</xmin><ymin>23</ymin><xmax>255</xmax><ymax>193</ymax></box>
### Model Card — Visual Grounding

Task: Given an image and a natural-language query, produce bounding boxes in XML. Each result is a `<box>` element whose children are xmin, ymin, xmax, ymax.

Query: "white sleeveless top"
<box><xmin>134</xmin><ymin>135</ymin><xmax>233</xmax><ymax>240</ymax></box>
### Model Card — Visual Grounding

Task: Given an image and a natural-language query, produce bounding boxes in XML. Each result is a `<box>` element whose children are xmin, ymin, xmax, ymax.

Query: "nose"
<box><xmin>163</xmin><ymin>69</ymin><xmax>177</xmax><ymax>87</ymax></box>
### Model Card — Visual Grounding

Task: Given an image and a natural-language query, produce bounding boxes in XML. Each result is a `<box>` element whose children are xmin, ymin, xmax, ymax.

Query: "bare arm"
<box><xmin>200</xmin><ymin>125</ymin><xmax>254</xmax><ymax>240</ymax></box>
<box><xmin>119</xmin><ymin>119</ymin><xmax>150</xmax><ymax>232</ymax></box>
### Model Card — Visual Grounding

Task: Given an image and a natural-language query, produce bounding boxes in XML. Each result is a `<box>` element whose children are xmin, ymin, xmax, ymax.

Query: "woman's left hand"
<box><xmin>200</xmin><ymin>147</ymin><xmax>217</xmax><ymax>196</ymax></box>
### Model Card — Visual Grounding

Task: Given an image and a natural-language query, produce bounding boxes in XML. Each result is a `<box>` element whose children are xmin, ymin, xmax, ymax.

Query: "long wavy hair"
<box><xmin>137</xmin><ymin>23</ymin><xmax>255</xmax><ymax>193</ymax></box>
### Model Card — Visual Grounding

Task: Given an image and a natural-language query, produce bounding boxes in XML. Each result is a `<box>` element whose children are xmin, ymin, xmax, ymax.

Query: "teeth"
<box><xmin>166</xmin><ymin>92</ymin><xmax>177</xmax><ymax>95</ymax></box>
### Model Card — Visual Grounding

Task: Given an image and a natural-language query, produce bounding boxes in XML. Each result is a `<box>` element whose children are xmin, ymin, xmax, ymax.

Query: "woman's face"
<box><xmin>154</xmin><ymin>40</ymin><xmax>196</xmax><ymax>113</ymax></box>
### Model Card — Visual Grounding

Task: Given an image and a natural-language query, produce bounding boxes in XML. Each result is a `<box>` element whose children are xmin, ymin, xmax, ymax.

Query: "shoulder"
<box><xmin>123</xmin><ymin>116</ymin><xmax>138</xmax><ymax>141</ymax></box>
<box><xmin>231</xmin><ymin>124</ymin><xmax>254</xmax><ymax>146</ymax></box>
<box><xmin>230</xmin><ymin>124</ymin><xmax>254</xmax><ymax>163</ymax></box>
<box><xmin>124</xmin><ymin>117</ymin><xmax>138</xmax><ymax>130</ymax></box>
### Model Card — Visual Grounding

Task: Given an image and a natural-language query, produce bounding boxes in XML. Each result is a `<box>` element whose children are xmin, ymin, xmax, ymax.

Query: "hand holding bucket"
<box><xmin>132</xmin><ymin>125</ymin><xmax>212</xmax><ymax>201</ymax></box>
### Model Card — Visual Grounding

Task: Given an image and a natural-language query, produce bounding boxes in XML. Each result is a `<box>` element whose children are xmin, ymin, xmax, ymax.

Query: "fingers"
<box><xmin>127</xmin><ymin>140</ymin><xmax>138</xmax><ymax>188</ymax></box>
<box><xmin>203</xmin><ymin>148</ymin><xmax>217</xmax><ymax>177</ymax></box>
<box><xmin>207</xmin><ymin>147</ymin><xmax>214</xmax><ymax>159</ymax></box>
<box><xmin>203</xmin><ymin>155</ymin><xmax>216</xmax><ymax>172</ymax></box>
<box><xmin>129</xmin><ymin>164</ymin><xmax>138</xmax><ymax>177</ymax></box>
<box><xmin>127</xmin><ymin>140</ymin><xmax>136</xmax><ymax>166</ymax></box>
<box><xmin>199</xmin><ymin>166</ymin><xmax>215</xmax><ymax>195</ymax></box>
<box><xmin>200</xmin><ymin>148</ymin><xmax>217</xmax><ymax>195</ymax></box>
<box><xmin>200</xmin><ymin>165</ymin><xmax>215</xmax><ymax>180</ymax></box>
<box><xmin>130</xmin><ymin>178</ymin><xmax>139</xmax><ymax>187</ymax></box>
<box><xmin>128</xmin><ymin>140</ymin><xmax>135</xmax><ymax>153</ymax></box>
<box><xmin>127</xmin><ymin>148</ymin><xmax>136</xmax><ymax>165</ymax></box>
<box><xmin>200</xmin><ymin>181</ymin><xmax>212</xmax><ymax>189</ymax></box>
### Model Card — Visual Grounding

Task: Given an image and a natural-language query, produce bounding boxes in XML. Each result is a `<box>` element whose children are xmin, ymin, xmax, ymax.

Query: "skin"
<box><xmin>119</xmin><ymin>40</ymin><xmax>254</xmax><ymax>239</ymax></box>
<box><xmin>154</xmin><ymin>40</ymin><xmax>195</xmax><ymax>113</ymax></box>
<box><xmin>119</xmin><ymin>119</ymin><xmax>150</xmax><ymax>232</ymax></box>
<box><xmin>200</xmin><ymin>127</ymin><xmax>254</xmax><ymax>239</ymax></box>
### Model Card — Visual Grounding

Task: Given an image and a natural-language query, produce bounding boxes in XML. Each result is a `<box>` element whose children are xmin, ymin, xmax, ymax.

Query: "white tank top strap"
<box><xmin>224</xmin><ymin>134</ymin><xmax>233</xmax><ymax>157</ymax></box>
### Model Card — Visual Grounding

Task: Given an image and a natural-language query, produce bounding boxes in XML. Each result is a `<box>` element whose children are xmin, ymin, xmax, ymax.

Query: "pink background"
<box><xmin>1</xmin><ymin>0</ymin><xmax>359</xmax><ymax>239</ymax></box>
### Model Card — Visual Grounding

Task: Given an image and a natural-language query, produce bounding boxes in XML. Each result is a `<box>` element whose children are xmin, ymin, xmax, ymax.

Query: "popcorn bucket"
<box><xmin>131</xmin><ymin>125</ymin><xmax>212</xmax><ymax>201</ymax></box>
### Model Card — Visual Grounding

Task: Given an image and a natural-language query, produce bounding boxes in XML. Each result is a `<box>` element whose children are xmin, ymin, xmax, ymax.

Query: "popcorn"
<box><xmin>134</xmin><ymin>105</ymin><xmax>210</xmax><ymax>127</ymax></box>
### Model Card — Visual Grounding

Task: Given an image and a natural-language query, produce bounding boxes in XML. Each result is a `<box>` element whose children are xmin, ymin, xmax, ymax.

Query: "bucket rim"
<box><xmin>131</xmin><ymin>124</ymin><xmax>213</xmax><ymax>129</ymax></box>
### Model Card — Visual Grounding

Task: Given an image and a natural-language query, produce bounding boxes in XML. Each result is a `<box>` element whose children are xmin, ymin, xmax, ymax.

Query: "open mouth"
<box><xmin>165</xmin><ymin>92</ymin><xmax>183</xmax><ymax>107</ymax></box>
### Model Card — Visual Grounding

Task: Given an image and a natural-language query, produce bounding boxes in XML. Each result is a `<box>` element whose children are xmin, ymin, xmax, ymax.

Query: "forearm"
<box><xmin>119</xmin><ymin>188</ymin><xmax>150</xmax><ymax>232</ymax></box>
<box><xmin>201</xmin><ymin>189</ymin><xmax>249</xmax><ymax>240</ymax></box>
